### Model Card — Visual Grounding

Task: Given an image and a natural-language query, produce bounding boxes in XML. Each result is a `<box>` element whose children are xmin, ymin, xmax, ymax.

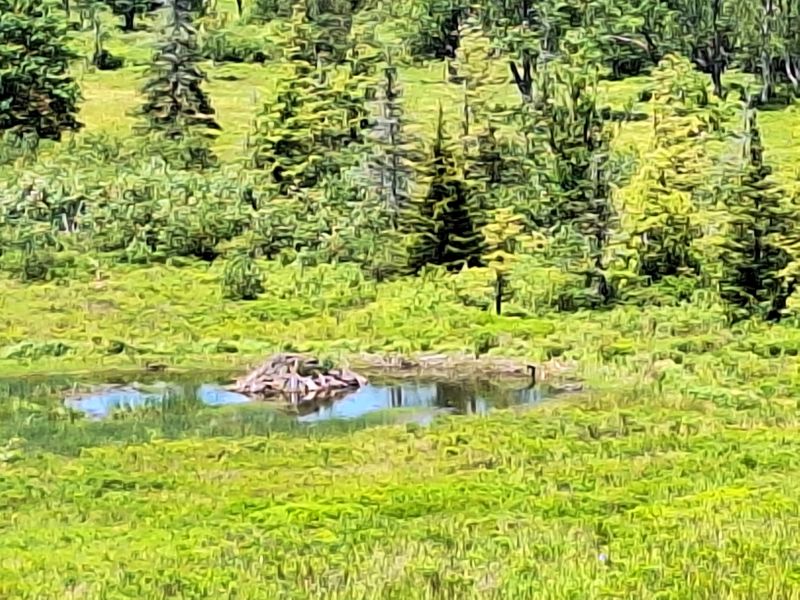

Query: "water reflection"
<box><xmin>14</xmin><ymin>376</ymin><xmax>546</xmax><ymax>422</ymax></box>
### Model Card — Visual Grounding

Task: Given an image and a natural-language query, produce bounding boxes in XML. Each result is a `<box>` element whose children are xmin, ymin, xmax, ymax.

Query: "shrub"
<box><xmin>200</xmin><ymin>27</ymin><xmax>276</xmax><ymax>64</ymax></box>
<box><xmin>251</xmin><ymin>0</ymin><xmax>293</xmax><ymax>21</ymax></box>
<box><xmin>0</xmin><ymin>248</ymin><xmax>56</xmax><ymax>282</ymax></box>
<box><xmin>221</xmin><ymin>253</ymin><xmax>264</xmax><ymax>300</ymax></box>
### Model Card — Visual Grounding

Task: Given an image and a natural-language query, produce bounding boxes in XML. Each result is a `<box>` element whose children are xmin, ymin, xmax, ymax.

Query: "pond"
<box><xmin>0</xmin><ymin>371</ymin><xmax>553</xmax><ymax>455</ymax></box>
<box><xmin>1</xmin><ymin>371</ymin><xmax>546</xmax><ymax>423</ymax></box>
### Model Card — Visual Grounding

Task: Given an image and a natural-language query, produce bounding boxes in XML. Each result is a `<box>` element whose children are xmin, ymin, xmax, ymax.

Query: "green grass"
<box><xmin>0</xmin><ymin>259</ymin><xmax>709</xmax><ymax>375</ymax></box>
<box><xmin>6</xmin><ymin>261</ymin><xmax>800</xmax><ymax>597</ymax></box>
<box><xmin>4</xmin><ymin>387</ymin><xmax>800</xmax><ymax>598</ymax></box>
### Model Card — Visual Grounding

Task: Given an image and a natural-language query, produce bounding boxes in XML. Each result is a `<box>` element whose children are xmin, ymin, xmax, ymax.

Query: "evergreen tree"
<box><xmin>518</xmin><ymin>56</ymin><xmax>617</xmax><ymax>304</ymax></box>
<box><xmin>719</xmin><ymin>108</ymin><xmax>795</xmax><ymax>322</ymax></box>
<box><xmin>402</xmin><ymin>105</ymin><xmax>483</xmax><ymax>274</ymax></box>
<box><xmin>253</xmin><ymin>0</ymin><xmax>294</xmax><ymax>21</ymax></box>
<box><xmin>306</xmin><ymin>0</ymin><xmax>362</xmax><ymax>62</ymax></box>
<box><xmin>403</xmin><ymin>0</ymin><xmax>466</xmax><ymax>60</ymax></box>
<box><xmin>0</xmin><ymin>0</ymin><xmax>82</xmax><ymax>141</ymax></box>
<box><xmin>251</xmin><ymin>8</ymin><xmax>328</xmax><ymax>189</ymax></box>
<box><xmin>482</xmin><ymin>207</ymin><xmax>535</xmax><ymax>315</ymax></box>
<box><xmin>453</xmin><ymin>13</ymin><xmax>507</xmax><ymax>187</ymax></box>
<box><xmin>251</xmin><ymin>5</ymin><xmax>369</xmax><ymax>191</ymax></box>
<box><xmin>338</xmin><ymin>9</ymin><xmax>377</xmax><ymax>145</ymax></box>
<box><xmin>368</xmin><ymin>52</ymin><xmax>418</xmax><ymax>227</ymax></box>
<box><xmin>618</xmin><ymin>55</ymin><xmax>722</xmax><ymax>285</ymax></box>
<box><xmin>138</xmin><ymin>0</ymin><xmax>220</xmax><ymax>163</ymax></box>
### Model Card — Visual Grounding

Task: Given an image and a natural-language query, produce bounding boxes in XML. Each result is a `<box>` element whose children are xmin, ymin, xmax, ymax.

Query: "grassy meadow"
<box><xmin>5</xmin><ymin>1</ymin><xmax>800</xmax><ymax>597</ymax></box>
<box><xmin>7</xmin><ymin>257</ymin><xmax>800</xmax><ymax>596</ymax></box>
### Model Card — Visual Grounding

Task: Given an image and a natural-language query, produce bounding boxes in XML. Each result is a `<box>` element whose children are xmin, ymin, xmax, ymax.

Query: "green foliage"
<box><xmin>367</xmin><ymin>52</ymin><xmax>419</xmax><ymax>225</ymax></box>
<box><xmin>250</xmin><ymin>6</ymin><xmax>372</xmax><ymax>190</ymax></box>
<box><xmin>719</xmin><ymin>109</ymin><xmax>795</xmax><ymax>322</ymax></box>
<box><xmin>400</xmin><ymin>0</ymin><xmax>464</xmax><ymax>60</ymax></box>
<box><xmin>4</xmin><ymin>0</ymin><xmax>800</xmax><ymax>380</ymax></box>
<box><xmin>0</xmin><ymin>0</ymin><xmax>82</xmax><ymax>140</ymax></box>
<box><xmin>616</xmin><ymin>56</ymin><xmax>722</xmax><ymax>286</ymax></box>
<box><xmin>482</xmin><ymin>207</ymin><xmax>540</xmax><ymax>314</ymax></box>
<box><xmin>515</xmin><ymin>54</ymin><xmax>618</xmax><ymax>306</ymax></box>
<box><xmin>138</xmin><ymin>0</ymin><xmax>220</xmax><ymax>167</ymax></box>
<box><xmin>198</xmin><ymin>24</ymin><xmax>277</xmax><ymax>63</ymax></box>
<box><xmin>102</xmin><ymin>0</ymin><xmax>154</xmax><ymax>31</ymax></box>
<box><xmin>1</xmin><ymin>339</ymin><xmax>72</xmax><ymax>359</ymax></box>
<box><xmin>402</xmin><ymin>106</ymin><xmax>484</xmax><ymax>274</ymax></box>
<box><xmin>6</xmin><ymin>283</ymin><xmax>800</xmax><ymax>596</ymax></box>
<box><xmin>221</xmin><ymin>252</ymin><xmax>264</xmax><ymax>300</ymax></box>
<box><xmin>251</xmin><ymin>0</ymin><xmax>293</xmax><ymax>21</ymax></box>
<box><xmin>5</xmin><ymin>8</ymin><xmax>800</xmax><ymax>594</ymax></box>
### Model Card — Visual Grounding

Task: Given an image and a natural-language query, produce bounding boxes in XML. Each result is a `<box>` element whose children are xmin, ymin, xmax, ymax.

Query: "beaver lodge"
<box><xmin>229</xmin><ymin>353</ymin><xmax>368</xmax><ymax>403</ymax></box>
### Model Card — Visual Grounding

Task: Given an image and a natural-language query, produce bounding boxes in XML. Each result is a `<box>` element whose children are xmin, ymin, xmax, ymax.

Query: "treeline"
<box><xmin>0</xmin><ymin>0</ymin><xmax>799</xmax><ymax>325</ymax></box>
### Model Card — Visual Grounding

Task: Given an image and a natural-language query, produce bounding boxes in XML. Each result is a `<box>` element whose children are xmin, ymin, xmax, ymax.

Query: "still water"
<box><xmin>35</xmin><ymin>374</ymin><xmax>546</xmax><ymax>422</ymax></box>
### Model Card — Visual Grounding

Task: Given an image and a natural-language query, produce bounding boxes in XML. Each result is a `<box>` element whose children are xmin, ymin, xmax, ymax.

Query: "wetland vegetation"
<box><xmin>3</xmin><ymin>0</ymin><xmax>800</xmax><ymax>596</ymax></box>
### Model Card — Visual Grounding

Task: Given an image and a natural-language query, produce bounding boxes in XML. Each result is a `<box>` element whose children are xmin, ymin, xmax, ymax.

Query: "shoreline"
<box><xmin>0</xmin><ymin>351</ymin><xmax>582</xmax><ymax>384</ymax></box>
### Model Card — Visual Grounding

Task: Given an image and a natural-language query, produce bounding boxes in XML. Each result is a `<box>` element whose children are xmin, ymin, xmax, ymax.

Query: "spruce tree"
<box><xmin>618</xmin><ymin>56</ymin><xmax>718</xmax><ymax>284</ymax></box>
<box><xmin>618</xmin><ymin>55</ymin><xmax>731</xmax><ymax>287</ymax></box>
<box><xmin>719</xmin><ymin>109</ymin><xmax>795</xmax><ymax>322</ymax></box>
<box><xmin>405</xmin><ymin>0</ymin><xmax>465</xmax><ymax>60</ymax></box>
<box><xmin>138</xmin><ymin>0</ymin><xmax>220</xmax><ymax>164</ymax></box>
<box><xmin>454</xmin><ymin>13</ymin><xmax>507</xmax><ymax>188</ymax></box>
<box><xmin>251</xmin><ymin>7</ymin><xmax>336</xmax><ymax>190</ymax></box>
<box><xmin>452</xmin><ymin>13</ymin><xmax>502</xmax><ymax>141</ymax></box>
<box><xmin>0</xmin><ymin>0</ymin><xmax>82</xmax><ymax>140</ymax></box>
<box><xmin>482</xmin><ymin>207</ymin><xmax>535</xmax><ymax>315</ymax></box>
<box><xmin>368</xmin><ymin>52</ymin><xmax>418</xmax><ymax>227</ymax></box>
<box><xmin>402</xmin><ymin>105</ymin><xmax>483</xmax><ymax>274</ymax></box>
<box><xmin>519</xmin><ymin>58</ymin><xmax>617</xmax><ymax>304</ymax></box>
<box><xmin>305</xmin><ymin>0</ymin><xmax>359</xmax><ymax>63</ymax></box>
<box><xmin>251</xmin><ymin>4</ymin><xmax>369</xmax><ymax>191</ymax></box>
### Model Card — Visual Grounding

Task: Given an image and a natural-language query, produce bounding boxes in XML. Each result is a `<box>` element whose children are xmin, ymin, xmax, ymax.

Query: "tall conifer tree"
<box><xmin>0</xmin><ymin>0</ymin><xmax>82</xmax><ymax>140</ymax></box>
<box><xmin>719</xmin><ymin>108</ymin><xmax>795</xmax><ymax>322</ymax></box>
<box><xmin>138</xmin><ymin>0</ymin><xmax>220</xmax><ymax>164</ymax></box>
<box><xmin>402</xmin><ymin>105</ymin><xmax>483</xmax><ymax>274</ymax></box>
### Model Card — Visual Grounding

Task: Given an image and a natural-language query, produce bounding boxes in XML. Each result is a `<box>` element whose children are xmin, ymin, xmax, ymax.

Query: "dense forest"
<box><xmin>1</xmin><ymin>0</ymin><xmax>800</xmax><ymax>323</ymax></box>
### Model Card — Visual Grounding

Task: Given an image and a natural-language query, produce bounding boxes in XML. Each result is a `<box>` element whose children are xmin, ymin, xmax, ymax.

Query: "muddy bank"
<box><xmin>0</xmin><ymin>351</ymin><xmax>583</xmax><ymax>394</ymax></box>
<box><xmin>350</xmin><ymin>353</ymin><xmax>580</xmax><ymax>384</ymax></box>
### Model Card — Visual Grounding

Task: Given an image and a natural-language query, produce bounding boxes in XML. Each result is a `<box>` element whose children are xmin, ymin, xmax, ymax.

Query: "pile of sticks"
<box><xmin>230</xmin><ymin>353</ymin><xmax>368</xmax><ymax>401</ymax></box>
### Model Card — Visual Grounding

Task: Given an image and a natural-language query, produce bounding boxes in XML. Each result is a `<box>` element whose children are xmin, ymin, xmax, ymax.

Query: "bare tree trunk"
<box><xmin>122</xmin><ymin>8</ymin><xmax>135</xmax><ymax>31</ymax></box>
<box><xmin>759</xmin><ymin>0</ymin><xmax>775</xmax><ymax>103</ymax></box>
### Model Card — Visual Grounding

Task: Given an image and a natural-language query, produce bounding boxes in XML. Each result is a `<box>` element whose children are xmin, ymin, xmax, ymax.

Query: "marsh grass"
<box><xmin>0</xmin><ymin>396</ymin><xmax>406</xmax><ymax>458</ymax></box>
<box><xmin>0</xmin><ymin>369</ymin><xmax>533</xmax><ymax>455</ymax></box>
<box><xmin>5</xmin><ymin>263</ymin><xmax>800</xmax><ymax>595</ymax></box>
<box><xmin>4</xmin><ymin>382</ymin><xmax>800</xmax><ymax>598</ymax></box>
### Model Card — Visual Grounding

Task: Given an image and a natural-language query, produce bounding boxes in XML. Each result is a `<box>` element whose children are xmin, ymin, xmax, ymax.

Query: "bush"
<box><xmin>510</xmin><ymin>258</ymin><xmax>588</xmax><ymax>314</ymax></box>
<box><xmin>0</xmin><ymin>147</ymin><xmax>402</xmax><ymax>276</ymax></box>
<box><xmin>221</xmin><ymin>254</ymin><xmax>264</xmax><ymax>300</ymax></box>
<box><xmin>200</xmin><ymin>27</ymin><xmax>276</xmax><ymax>64</ymax></box>
<box><xmin>0</xmin><ymin>248</ymin><xmax>57</xmax><ymax>282</ymax></box>
<box><xmin>0</xmin><ymin>130</ymin><xmax>39</xmax><ymax>166</ymax></box>
<box><xmin>251</xmin><ymin>0</ymin><xmax>293</xmax><ymax>22</ymax></box>
<box><xmin>452</xmin><ymin>267</ymin><xmax>494</xmax><ymax>311</ymax></box>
